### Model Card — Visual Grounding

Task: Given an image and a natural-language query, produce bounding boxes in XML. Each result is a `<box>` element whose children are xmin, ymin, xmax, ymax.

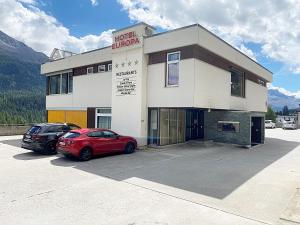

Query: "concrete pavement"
<box><xmin>0</xmin><ymin>128</ymin><xmax>299</xmax><ymax>225</ymax></box>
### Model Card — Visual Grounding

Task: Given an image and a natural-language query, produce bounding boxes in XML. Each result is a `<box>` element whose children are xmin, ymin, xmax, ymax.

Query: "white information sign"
<box><xmin>116</xmin><ymin>70</ymin><xmax>137</xmax><ymax>96</ymax></box>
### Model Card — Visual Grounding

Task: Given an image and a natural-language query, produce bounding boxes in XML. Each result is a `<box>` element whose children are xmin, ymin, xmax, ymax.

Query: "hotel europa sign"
<box><xmin>116</xmin><ymin>70</ymin><xmax>137</xmax><ymax>96</ymax></box>
<box><xmin>112</xmin><ymin>31</ymin><xmax>140</xmax><ymax>49</ymax></box>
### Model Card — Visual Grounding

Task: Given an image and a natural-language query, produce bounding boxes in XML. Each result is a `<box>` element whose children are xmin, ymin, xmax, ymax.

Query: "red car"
<box><xmin>57</xmin><ymin>128</ymin><xmax>137</xmax><ymax>161</ymax></box>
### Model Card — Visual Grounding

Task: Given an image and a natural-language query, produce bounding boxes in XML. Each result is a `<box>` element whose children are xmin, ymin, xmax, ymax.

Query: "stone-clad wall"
<box><xmin>204</xmin><ymin>111</ymin><xmax>264</xmax><ymax>146</ymax></box>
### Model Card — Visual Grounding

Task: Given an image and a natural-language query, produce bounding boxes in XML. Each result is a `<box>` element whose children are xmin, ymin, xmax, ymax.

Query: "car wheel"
<box><xmin>45</xmin><ymin>141</ymin><xmax>57</xmax><ymax>154</ymax></box>
<box><xmin>124</xmin><ymin>143</ymin><xmax>135</xmax><ymax>154</ymax></box>
<box><xmin>79</xmin><ymin>147</ymin><xmax>92</xmax><ymax>161</ymax></box>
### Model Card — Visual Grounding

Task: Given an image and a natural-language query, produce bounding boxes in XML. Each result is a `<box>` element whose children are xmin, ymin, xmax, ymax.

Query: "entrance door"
<box><xmin>189</xmin><ymin>109</ymin><xmax>204</xmax><ymax>140</ymax></box>
<box><xmin>251</xmin><ymin>117</ymin><xmax>262</xmax><ymax>144</ymax></box>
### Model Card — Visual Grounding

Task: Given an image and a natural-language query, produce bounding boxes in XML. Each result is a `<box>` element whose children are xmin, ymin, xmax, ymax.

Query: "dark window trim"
<box><xmin>73</xmin><ymin>61</ymin><xmax>112</xmax><ymax>76</ymax></box>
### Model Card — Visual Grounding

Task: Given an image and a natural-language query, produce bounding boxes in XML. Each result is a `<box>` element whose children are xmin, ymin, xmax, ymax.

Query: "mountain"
<box><xmin>0</xmin><ymin>31</ymin><xmax>48</xmax><ymax>124</ymax></box>
<box><xmin>0</xmin><ymin>31</ymin><xmax>47</xmax><ymax>64</ymax></box>
<box><xmin>268</xmin><ymin>89</ymin><xmax>300</xmax><ymax>112</ymax></box>
<box><xmin>0</xmin><ymin>30</ymin><xmax>48</xmax><ymax>91</ymax></box>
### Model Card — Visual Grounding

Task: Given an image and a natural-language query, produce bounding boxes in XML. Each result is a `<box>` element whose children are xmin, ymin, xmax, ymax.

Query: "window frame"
<box><xmin>95</xmin><ymin>108</ymin><xmax>112</xmax><ymax>129</ymax></box>
<box><xmin>87</xmin><ymin>67</ymin><xmax>94</xmax><ymax>75</ymax></box>
<box><xmin>49</xmin><ymin>74</ymin><xmax>61</xmax><ymax>95</ymax></box>
<box><xmin>230</xmin><ymin>69</ymin><xmax>245</xmax><ymax>98</ymax></box>
<box><xmin>98</xmin><ymin>65</ymin><xmax>106</xmax><ymax>73</ymax></box>
<box><xmin>108</xmin><ymin>64</ymin><xmax>112</xmax><ymax>71</ymax></box>
<box><xmin>47</xmin><ymin>72</ymin><xmax>73</xmax><ymax>96</ymax></box>
<box><xmin>166</xmin><ymin>51</ymin><xmax>180</xmax><ymax>87</ymax></box>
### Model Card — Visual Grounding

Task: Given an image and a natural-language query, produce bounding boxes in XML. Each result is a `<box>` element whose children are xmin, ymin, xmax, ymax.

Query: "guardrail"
<box><xmin>0</xmin><ymin>124</ymin><xmax>31</xmax><ymax>136</ymax></box>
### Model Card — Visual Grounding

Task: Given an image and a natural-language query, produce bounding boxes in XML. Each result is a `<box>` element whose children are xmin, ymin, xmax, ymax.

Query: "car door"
<box><xmin>102</xmin><ymin>131</ymin><xmax>125</xmax><ymax>152</ymax></box>
<box><xmin>86</xmin><ymin>131</ymin><xmax>111</xmax><ymax>155</ymax></box>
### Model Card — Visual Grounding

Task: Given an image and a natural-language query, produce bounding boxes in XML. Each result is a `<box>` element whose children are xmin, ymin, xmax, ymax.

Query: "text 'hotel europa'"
<box><xmin>112</xmin><ymin>31</ymin><xmax>140</xmax><ymax>49</ymax></box>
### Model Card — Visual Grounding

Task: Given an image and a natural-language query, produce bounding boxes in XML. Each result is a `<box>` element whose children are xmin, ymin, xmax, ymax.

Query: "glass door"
<box><xmin>148</xmin><ymin>109</ymin><xmax>159</xmax><ymax>145</ymax></box>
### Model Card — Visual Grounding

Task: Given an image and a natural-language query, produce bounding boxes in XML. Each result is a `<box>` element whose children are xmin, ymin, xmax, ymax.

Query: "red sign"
<box><xmin>112</xmin><ymin>31</ymin><xmax>140</xmax><ymax>49</ymax></box>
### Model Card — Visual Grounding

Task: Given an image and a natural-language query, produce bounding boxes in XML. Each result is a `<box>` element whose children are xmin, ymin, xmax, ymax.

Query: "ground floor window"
<box><xmin>149</xmin><ymin>108</ymin><xmax>186</xmax><ymax>146</ymax></box>
<box><xmin>96</xmin><ymin>108</ymin><xmax>111</xmax><ymax>129</ymax></box>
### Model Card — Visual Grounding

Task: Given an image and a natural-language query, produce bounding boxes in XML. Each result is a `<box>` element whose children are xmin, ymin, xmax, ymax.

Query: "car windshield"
<box><xmin>63</xmin><ymin>132</ymin><xmax>81</xmax><ymax>138</ymax></box>
<box><xmin>27</xmin><ymin>126</ymin><xmax>41</xmax><ymax>134</ymax></box>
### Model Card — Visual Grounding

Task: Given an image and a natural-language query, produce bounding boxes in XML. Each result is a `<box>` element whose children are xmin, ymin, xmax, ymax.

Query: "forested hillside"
<box><xmin>0</xmin><ymin>91</ymin><xmax>45</xmax><ymax>124</ymax></box>
<box><xmin>0</xmin><ymin>30</ymin><xmax>48</xmax><ymax>124</ymax></box>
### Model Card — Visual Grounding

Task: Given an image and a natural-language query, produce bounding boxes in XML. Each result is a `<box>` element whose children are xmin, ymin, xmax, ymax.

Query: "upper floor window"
<box><xmin>231</xmin><ymin>70</ymin><xmax>245</xmax><ymax>97</ymax></box>
<box><xmin>108</xmin><ymin>64</ymin><xmax>112</xmax><ymax>71</ymax></box>
<box><xmin>48</xmin><ymin>72</ymin><xmax>73</xmax><ymax>95</ymax></box>
<box><xmin>258</xmin><ymin>79</ymin><xmax>266</xmax><ymax>87</ymax></box>
<box><xmin>87</xmin><ymin>67</ymin><xmax>93</xmax><ymax>74</ymax></box>
<box><xmin>49</xmin><ymin>75</ymin><xmax>60</xmax><ymax>95</ymax></box>
<box><xmin>166</xmin><ymin>52</ymin><xmax>180</xmax><ymax>86</ymax></box>
<box><xmin>98</xmin><ymin>65</ymin><xmax>106</xmax><ymax>73</ymax></box>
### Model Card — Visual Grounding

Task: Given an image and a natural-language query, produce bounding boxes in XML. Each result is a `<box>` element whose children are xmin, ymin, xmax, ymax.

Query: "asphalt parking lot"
<box><xmin>0</xmin><ymin>129</ymin><xmax>299</xmax><ymax>225</ymax></box>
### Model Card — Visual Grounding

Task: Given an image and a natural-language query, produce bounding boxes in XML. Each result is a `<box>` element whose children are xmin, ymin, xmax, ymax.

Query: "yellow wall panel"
<box><xmin>48</xmin><ymin>110</ymin><xmax>66</xmax><ymax>123</ymax></box>
<box><xmin>47</xmin><ymin>110</ymin><xmax>87</xmax><ymax>128</ymax></box>
<box><xmin>65</xmin><ymin>111</ymin><xmax>87</xmax><ymax>128</ymax></box>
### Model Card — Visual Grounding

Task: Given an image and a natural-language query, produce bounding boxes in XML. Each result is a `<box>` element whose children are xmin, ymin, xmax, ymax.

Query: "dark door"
<box><xmin>190</xmin><ymin>109</ymin><xmax>204</xmax><ymax>140</ymax></box>
<box><xmin>251</xmin><ymin>117</ymin><xmax>262</xmax><ymax>144</ymax></box>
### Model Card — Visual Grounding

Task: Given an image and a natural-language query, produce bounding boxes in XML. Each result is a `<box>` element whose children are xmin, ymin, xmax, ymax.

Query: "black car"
<box><xmin>21</xmin><ymin>123</ymin><xmax>81</xmax><ymax>154</ymax></box>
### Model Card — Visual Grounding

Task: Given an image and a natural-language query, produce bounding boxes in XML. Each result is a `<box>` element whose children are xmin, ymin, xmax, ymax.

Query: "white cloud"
<box><xmin>268</xmin><ymin>84</ymin><xmax>300</xmax><ymax>99</ymax></box>
<box><xmin>118</xmin><ymin>0</ymin><xmax>300</xmax><ymax>74</ymax></box>
<box><xmin>90</xmin><ymin>0</ymin><xmax>98</xmax><ymax>6</ymax></box>
<box><xmin>0</xmin><ymin>0</ymin><xmax>113</xmax><ymax>55</ymax></box>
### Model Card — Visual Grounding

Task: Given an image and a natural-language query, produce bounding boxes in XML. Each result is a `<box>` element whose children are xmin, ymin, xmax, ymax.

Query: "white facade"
<box><xmin>41</xmin><ymin>23</ymin><xmax>272</xmax><ymax>146</ymax></box>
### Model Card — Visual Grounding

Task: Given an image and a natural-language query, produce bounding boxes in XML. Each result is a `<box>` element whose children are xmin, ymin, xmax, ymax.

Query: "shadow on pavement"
<box><xmin>47</xmin><ymin>137</ymin><xmax>298</xmax><ymax>199</ymax></box>
<box><xmin>0</xmin><ymin>139</ymin><xmax>22</xmax><ymax>148</ymax></box>
<box><xmin>13</xmin><ymin>152</ymin><xmax>54</xmax><ymax>160</ymax></box>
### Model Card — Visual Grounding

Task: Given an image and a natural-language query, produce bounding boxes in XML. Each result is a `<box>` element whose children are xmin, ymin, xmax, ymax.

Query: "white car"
<box><xmin>265</xmin><ymin>120</ymin><xmax>276</xmax><ymax>129</ymax></box>
<box><xmin>282</xmin><ymin>121</ymin><xmax>297</xmax><ymax>130</ymax></box>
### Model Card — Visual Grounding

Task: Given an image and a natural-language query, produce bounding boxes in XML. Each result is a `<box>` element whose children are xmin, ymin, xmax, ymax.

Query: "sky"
<box><xmin>0</xmin><ymin>0</ymin><xmax>300</xmax><ymax>98</ymax></box>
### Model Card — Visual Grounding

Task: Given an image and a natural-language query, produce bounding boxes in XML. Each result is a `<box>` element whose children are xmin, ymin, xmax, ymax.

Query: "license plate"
<box><xmin>59</xmin><ymin>142</ymin><xmax>66</xmax><ymax>146</ymax></box>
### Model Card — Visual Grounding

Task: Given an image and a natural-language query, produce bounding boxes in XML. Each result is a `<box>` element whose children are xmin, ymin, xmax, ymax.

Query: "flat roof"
<box><xmin>146</xmin><ymin>23</ymin><xmax>272</xmax><ymax>74</ymax></box>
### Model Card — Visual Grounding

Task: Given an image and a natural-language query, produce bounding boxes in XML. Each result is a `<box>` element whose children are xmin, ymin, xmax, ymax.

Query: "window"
<box><xmin>61</xmin><ymin>73</ymin><xmax>69</xmax><ymax>94</ymax></box>
<box><xmin>87</xmin><ymin>131</ymin><xmax>103</xmax><ymax>138</ymax></box>
<box><xmin>48</xmin><ymin>73</ymin><xmax>73</xmax><ymax>95</ymax></box>
<box><xmin>108</xmin><ymin>64</ymin><xmax>112</xmax><ymax>71</ymax></box>
<box><xmin>217</xmin><ymin>121</ymin><xmax>240</xmax><ymax>132</ymax></box>
<box><xmin>63</xmin><ymin>132</ymin><xmax>81</xmax><ymax>138</ymax></box>
<box><xmin>258</xmin><ymin>79</ymin><xmax>266</xmax><ymax>87</ymax></box>
<box><xmin>47</xmin><ymin>125</ymin><xmax>64</xmax><ymax>133</ymax></box>
<box><xmin>68</xmin><ymin>73</ymin><xmax>73</xmax><ymax>93</ymax></box>
<box><xmin>231</xmin><ymin>70</ymin><xmax>245</xmax><ymax>97</ymax></box>
<box><xmin>98</xmin><ymin>65</ymin><xmax>106</xmax><ymax>73</ymax></box>
<box><xmin>166</xmin><ymin>52</ymin><xmax>180</xmax><ymax>86</ymax></box>
<box><xmin>102</xmin><ymin>131</ymin><xmax>117</xmax><ymax>138</ymax></box>
<box><xmin>87</xmin><ymin>67</ymin><xmax>94</xmax><ymax>74</ymax></box>
<box><xmin>96</xmin><ymin>108</ymin><xmax>112</xmax><ymax>129</ymax></box>
<box><xmin>49</xmin><ymin>75</ymin><xmax>60</xmax><ymax>94</ymax></box>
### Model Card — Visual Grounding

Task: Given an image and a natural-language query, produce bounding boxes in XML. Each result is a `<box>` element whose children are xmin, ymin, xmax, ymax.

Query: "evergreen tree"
<box><xmin>265</xmin><ymin>106</ymin><xmax>277</xmax><ymax>122</ymax></box>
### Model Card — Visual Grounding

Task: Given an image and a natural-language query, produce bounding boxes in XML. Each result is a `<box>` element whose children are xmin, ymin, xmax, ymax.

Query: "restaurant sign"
<box><xmin>116</xmin><ymin>70</ymin><xmax>137</xmax><ymax>96</ymax></box>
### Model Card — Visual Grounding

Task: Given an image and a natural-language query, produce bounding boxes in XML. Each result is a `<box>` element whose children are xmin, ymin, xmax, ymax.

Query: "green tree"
<box><xmin>265</xmin><ymin>106</ymin><xmax>277</xmax><ymax>122</ymax></box>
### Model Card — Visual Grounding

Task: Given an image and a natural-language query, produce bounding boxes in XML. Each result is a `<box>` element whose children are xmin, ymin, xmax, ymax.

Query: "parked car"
<box><xmin>22</xmin><ymin>123</ymin><xmax>81</xmax><ymax>154</ymax></box>
<box><xmin>57</xmin><ymin>128</ymin><xmax>137</xmax><ymax>161</ymax></box>
<box><xmin>282</xmin><ymin>121</ymin><xmax>297</xmax><ymax>130</ymax></box>
<box><xmin>265</xmin><ymin>120</ymin><xmax>276</xmax><ymax>129</ymax></box>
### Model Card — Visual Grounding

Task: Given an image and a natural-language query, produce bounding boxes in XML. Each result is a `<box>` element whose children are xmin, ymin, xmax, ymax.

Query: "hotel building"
<box><xmin>41</xmin><ymin>23</ymin><xmax>272</xmax><ymax>147</ymax></box>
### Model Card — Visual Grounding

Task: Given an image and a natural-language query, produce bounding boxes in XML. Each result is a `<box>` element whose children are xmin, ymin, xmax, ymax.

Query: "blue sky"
<box><xmin>1</xmin><ymin>0</ymin><xmax>300</xmax><ymax>96</ymax></box>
